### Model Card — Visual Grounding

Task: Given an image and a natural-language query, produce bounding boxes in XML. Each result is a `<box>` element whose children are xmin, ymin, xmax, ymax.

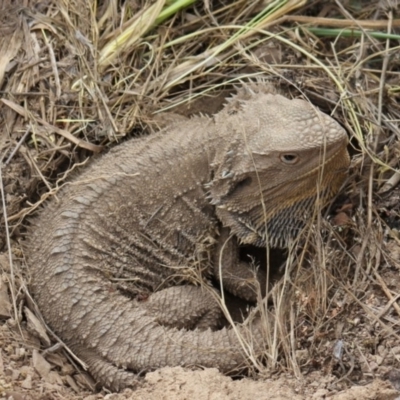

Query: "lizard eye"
<box><xmin>280</xmin><ymin>153</ymin><xmax>299</xmax><ymax>165</ymax></box>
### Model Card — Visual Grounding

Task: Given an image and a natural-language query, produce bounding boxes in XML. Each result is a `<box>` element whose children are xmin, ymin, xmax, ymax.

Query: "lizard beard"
<box><xmin>245</xmin><ymin>194</ymin><xmax>321</xmax><ymax>248</ymax></box>
<box><xmin>215</xmin><ymin>193</ymin><xmax>320</xmax><ymax>248</ymax></box>
<box><xmin>214</xmin><ymin>170</ymin><xmax>346</xmax><ymax>248</ymax></box>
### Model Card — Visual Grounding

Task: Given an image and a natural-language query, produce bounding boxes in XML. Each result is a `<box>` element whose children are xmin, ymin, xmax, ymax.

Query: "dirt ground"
<box><xmin>1</xmin><ymin>0</ymin><xmax>400</xmax><ymax>399</ymax></box>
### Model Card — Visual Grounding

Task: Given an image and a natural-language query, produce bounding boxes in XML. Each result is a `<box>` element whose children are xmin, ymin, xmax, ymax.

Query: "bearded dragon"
<box><xmin>26</xmin><ymin>84</ymin><xmax>350</xmax><ymax>390</ymax></box>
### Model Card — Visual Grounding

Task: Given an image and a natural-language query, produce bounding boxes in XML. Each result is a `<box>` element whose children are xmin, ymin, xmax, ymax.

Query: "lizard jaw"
<box><xmin>216</xmin><ymin>145</ymin><xmax>350</xmax><ymax>248</ymax></box>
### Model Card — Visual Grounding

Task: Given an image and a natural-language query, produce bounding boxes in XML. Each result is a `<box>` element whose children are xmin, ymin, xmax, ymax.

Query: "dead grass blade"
<box><xmin>1</xmin><ymin>99</ymin><xmax>103</xmax><ymax>153</ymax></box>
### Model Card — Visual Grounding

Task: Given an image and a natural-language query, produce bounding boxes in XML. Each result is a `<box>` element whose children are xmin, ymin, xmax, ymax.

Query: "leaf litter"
<box><xmin>1</xmin><ymin>0</ymin><xmax>400</xmax><ymax>398</ymax></box>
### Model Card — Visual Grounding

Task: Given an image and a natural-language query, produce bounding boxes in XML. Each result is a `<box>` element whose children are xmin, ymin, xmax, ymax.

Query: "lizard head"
<box><xmin>208</xmin><ymin>88</ymin><xmax>350</xmax><ymax>248</ymax></box>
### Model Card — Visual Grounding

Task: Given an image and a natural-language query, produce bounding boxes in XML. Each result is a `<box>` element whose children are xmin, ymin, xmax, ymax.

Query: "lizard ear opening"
<box><xmin>207</xmin><ymin>173</ymin><xmax>254</xmax><ymax>207</ymax></box>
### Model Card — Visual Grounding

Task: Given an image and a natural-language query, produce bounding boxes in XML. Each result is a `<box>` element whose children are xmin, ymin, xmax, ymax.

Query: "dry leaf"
<box><xmin>32</xmin><ymin>349</ymin><xmax>52</xmax><ymax>379</ymax></box>
<box><xmin>3</xmin><ymin>391</ymin><xmax>31</xmax><ymax>400</ymax></box>
<box><xmin>65</xmin><ymin>374</ymin><xmax>81</xmax><ymax>393</ymax></box>
<box><xmin>46</xmin><ymin>352</ymin><xmax>65</xmax><ymax>368</ymax></box>
<box><xmin>21</xmin><ymin>374</ymin><xmax>33</xmax><ymax>389</ymax></box>
<box><xmin>25</xmin><ymin>307</ymin><xmax>51</xmax><ymax>346</ymax></box>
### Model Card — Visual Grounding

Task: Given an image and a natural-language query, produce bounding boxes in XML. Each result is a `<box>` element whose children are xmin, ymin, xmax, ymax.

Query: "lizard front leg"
<box><xmin>214</xmin><ymin>227</ymin><xmax>267</xmax><ymax>303</ymax></box>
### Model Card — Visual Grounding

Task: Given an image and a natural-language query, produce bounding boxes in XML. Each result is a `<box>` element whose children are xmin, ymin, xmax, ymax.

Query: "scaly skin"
<box><xmin>27</xmin><ymin>85</ymin><xmax>350</xmax><ymax>391</ymax></box>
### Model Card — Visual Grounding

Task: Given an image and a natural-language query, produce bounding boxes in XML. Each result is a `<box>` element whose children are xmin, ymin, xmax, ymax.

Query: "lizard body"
<box><xmin>27</xmin><ymin>85</ymin><xmax>350</xmax><ymax>390</ymax></box>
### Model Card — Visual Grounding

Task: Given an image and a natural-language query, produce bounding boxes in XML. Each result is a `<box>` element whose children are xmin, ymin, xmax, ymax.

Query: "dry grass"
<box><xmin>1</xmin><ymin>0</ymin><xmax>400</xmax><ymax>397</ymax></box>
